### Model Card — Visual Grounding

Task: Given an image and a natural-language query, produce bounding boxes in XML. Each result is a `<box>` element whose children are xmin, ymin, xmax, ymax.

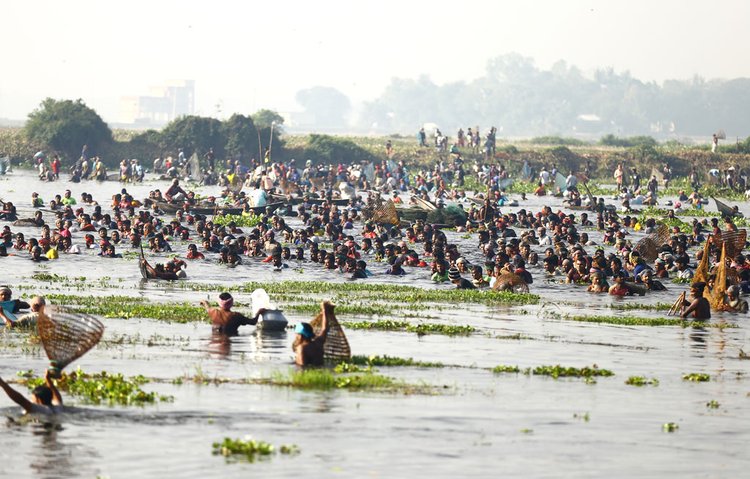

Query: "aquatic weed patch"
<box><xmin>492</xmin><ymin>365</ymin><xmax>521</xmax><ymax>374</ymax></box>
<box><xmin>682</xmin><ymin>373</ymin><xmax>710</xmax><ymax>382</ymax></box>
<box><xmin>625</xmin><ymin>376</ymin><xmax>660</xmax><ymax>386</ymax></box>
<box><xmin>212</xmin><ymin>437</ymin><xmax>298</xmax><ymax>463</ymax></box>
<box><xmin>264</xmin><ymin>368</ymin><xmax>397</xmax><ymax>391</ymax></box>
<box><xmin>341</xmin><ymin>319</ymin><xmax>474</xmax><ymax>336</ymax></box>
<box><xmin>563</xmin><ymin>314</ymin><xmax>735</xmax><ymax>329</ymax></box>
<box><xmin>23</xmin><ymin>369</ymin><xmax>172</xmax><ymax>406</ymax></box>
<box><xmin>41</xmin><ymin>294</ymin><xmax>207</xmax><ymax>323</ymax></box>
<box><xmin>348</xmin><ymin>355</ymin><xmax>445</xmax><ymax>368</ymax></box>
<box><xmin>527</xmin><ymin>365</ymin><xmax>614</xmax><ymax>379</ymax></box>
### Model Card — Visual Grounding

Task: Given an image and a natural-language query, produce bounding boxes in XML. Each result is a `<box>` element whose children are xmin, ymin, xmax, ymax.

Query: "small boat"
<box><xmin>139</xmin><ymin>252</ymin><xmax>180</xmax><ymax>281</ymax></box>
<box><xmin>713</xmin><ymin>197</ymin><xmax>743</xmax><ymax>218</ymax></box>
<box><xmin>269</xmin><ymin>194</ymin><xmax>350</xmax><ymax>206</ymax></box>
<box><xmin>152</xmin><ymin>201</ymin><xmax>284</xmax><ymax>216</ymax></box>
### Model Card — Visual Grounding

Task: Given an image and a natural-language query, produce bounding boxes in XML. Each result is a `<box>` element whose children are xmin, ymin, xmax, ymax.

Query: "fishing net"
<box><xmin>692</xmin><ymin>239</ymin><xmax>711</xmax><ymax>285</ymax></box>
<box><xmin>707</xmin><ymin>243</ymin><xmax>728</xmax><ymax>310</ymax></box>
<box><xmin>37</xmin><ymin>307</ymin><xmax>104</xmax><ymax>378</ymax></box>
<box><xmin>633</xmin><ymin>224</ymin><xmax>670</xmax><ymax>262</ymax></box>
<box><xmin>492</xmin><ymin>272</ymin><xmax>529</xmax><ymax>293</ymax></box>
<box><xmin>365</xmin><ymin>199</ymin><xmax>399</xmax><ymax>225</ymax></box>
<box><xmin>716</xmin><ymin>229</ymin><xmax>746</xmax><ymax>258</ymax></box>
<box><xmin>310</xmin><ymin>306</ymin><xmax>351</xmax><ymax>360</ymax></box>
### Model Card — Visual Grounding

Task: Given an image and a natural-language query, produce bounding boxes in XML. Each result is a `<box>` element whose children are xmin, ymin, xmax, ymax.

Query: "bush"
<box><xmin>599</xmin><ymin>134</ymin><xmax>658</xmax><ymax>148</ymax></box>
<box><xmin>530</xmin><ymin>136</ymin><xmax>587</xmax><ymax>146</ymax></box>
<box><xmin>303</xmin><ymin>134</ymin><xmax>376</xmax><ymax>165</ymax></box>
<box><xmin>160</xmin><ymin>115</ymin><xmax>225</xmax><ymax>158</ymax></box>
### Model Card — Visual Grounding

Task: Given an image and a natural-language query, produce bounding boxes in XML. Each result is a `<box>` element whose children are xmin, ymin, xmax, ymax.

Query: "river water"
<box><xmin>0</xmin><ymin>170</ymin><xmax>748</xmax><ymax>478</ymax></box>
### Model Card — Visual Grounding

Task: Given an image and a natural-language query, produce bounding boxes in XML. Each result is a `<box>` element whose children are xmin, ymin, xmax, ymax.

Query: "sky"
<box><xmin>2</xmin><ymin>0</ymin><xmax>749</xmax><ymax>123</ymax></box>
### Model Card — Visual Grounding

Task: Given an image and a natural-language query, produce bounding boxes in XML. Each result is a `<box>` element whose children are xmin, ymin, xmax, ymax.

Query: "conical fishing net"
<box><xmin>692</xmin><ymin>239</ymin><xmax>711</xmax><ymax>285</ymax></box>
<box><xmin>707</xmin><ymin>243</ymin><xmax>728</xmax><ymax>310</ymax></box>
<box><xmin>633</xmin><ymin>224</ymin><xmax>670</xmax><ymax>262</ymax></box>
<box><xmin>492</xmin><ymin>271</ymin><xmax>529</xmax><ymax>293</ymax></box>
<box><xmin>37</xmin><ymin>307</ymin><xmax>104</xmax><ymax>377</ymax></box>
<box><xmin>310</xmin><ymin>307</ymin><xmax>351</xmax><ymax>360</ymax></box>
<box><xmin>716</xmin><ymin>229</ymin><xmax>746</xmax><ymax>259</ymax></box>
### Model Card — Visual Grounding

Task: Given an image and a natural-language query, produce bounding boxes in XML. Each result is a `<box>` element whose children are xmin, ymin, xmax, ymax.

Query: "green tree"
<box><xmin>24</xmin><ymin>98</ymin><xmax>112</xmax><ymax>161</ymax></box>
<box><xmin>160</xmin><ymin>115</ymin><xmax>225</xmax><ymax>158</ymax></box>
<box><xmin>223</xmin><ymin>114</ymin><xmax>260</xmax><ymax>161</ymax></box>
<box><xmin>252</xmin><ymin>109</ymin><xmax>285</xmax><ymax>131</ymax></box>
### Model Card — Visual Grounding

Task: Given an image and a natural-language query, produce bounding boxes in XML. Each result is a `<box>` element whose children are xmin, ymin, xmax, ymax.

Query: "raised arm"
<box><xmin>0</xmin><ymin>375</ymin><xmax>35</xmax><ymax>413</ymax></box>
<box><xmin>45</xmin><ymin>370</ymin><xmax>63</xmax><ymax>406</ymax></box>
<box><xmin>319</xmin><ymin>301</ymin><xmax>334</xmax><ymax>339</ymax></box>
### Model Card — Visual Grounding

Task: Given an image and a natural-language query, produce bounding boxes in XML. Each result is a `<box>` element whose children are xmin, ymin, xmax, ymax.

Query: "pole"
<box><xmin>268</xmin><ymin>121</ymin><xmax>276</xmax><ymax>163</ymax></box>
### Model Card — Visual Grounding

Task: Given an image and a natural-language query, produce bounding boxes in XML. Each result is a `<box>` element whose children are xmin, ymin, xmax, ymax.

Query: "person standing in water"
<box><xmin>681</xmin><ymin>282</ymin><xmax>711</xmax><ymax>320</ymax></box>
<box><xmin>201</xmin><ymin>292</ymin><xmax>261</xmax><ymax>336</ymax></box>
<box><xmin>0</xmin><ymin>370</ymin><xmax>63</xmax><ymax>415</ymax></box>
<box><xmin>292</xmin><ymin>301</ymin><xmax>333</xmax><ymax>366</ymax></box>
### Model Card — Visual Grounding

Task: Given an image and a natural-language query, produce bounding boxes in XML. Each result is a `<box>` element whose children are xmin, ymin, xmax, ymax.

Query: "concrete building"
<box><xmin>120</xmin><ymin>80</ymin><xmax>195</xmax><ymax>127</ymax></box>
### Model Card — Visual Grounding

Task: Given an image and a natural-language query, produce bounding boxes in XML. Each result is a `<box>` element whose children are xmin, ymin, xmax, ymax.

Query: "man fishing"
<box><xmin>292</xmin><ymin>301</ymin><xmax>333</xmax><ymax>366</ymax></box>
<box><xmin>681</xmin><ymin>282</ymin><xmax>711</xmax><ymax>320</ymax></box>
<box><xmin>0</xmin><ymin>370</ymin><xmax>63</xmax><ymax>415</ymax></box>
<box><xmin>201</xmin><ymin>292</ymin><xmax>260</xmax><ymax>335</ymax></box>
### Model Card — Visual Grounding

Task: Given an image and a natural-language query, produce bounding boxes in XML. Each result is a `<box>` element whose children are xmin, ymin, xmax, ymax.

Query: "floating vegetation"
<box><xmin>174</xmin><ymin>281</ymin><xmax>540</xmax><ymax>305</ymax></box>
<box><xmin>528</xmin><ymin>365</ymin><xmax>614</xmax><ymax>379</ymax></box>
<box><xmin>22</xmin><ymin>368</ymin><xmax>172</xmax><ymax>406</ymax></box>
<box><xmin>492</xmin><ymin>365</ymin><xmax>520</xmax><ymax>374</ymax></box>
<box><xmin>212</xmin><ymin>437</ymin><xmax>298</xmax><ymax>463</ymax></box>
<box><xmin>212</xmin><ymin>214</ymin><xmax>263</xmax><ymax>228</ymax></box>
<box><xmin>30</xmin><ymin>273</ymin><xmax>87</xmax><ymax>283</ymax></box>
<box><xmin>564</xmin><ymin>314</ymin><xmax>735</xmax><ymax>329</ymax></box>
<box><xmin>625</xmin><ymin>376</ymin><xmax>659</xmax><ymax>387</ymax></box>
<box><xmin>348</xmin><ymin>355</ymin><xmax>445</xmax><ymax>368</ymax></box>
<box><xmin>341</xmin><ymin>320</ymin><xmax>474</xmax><ymax>336</ymax></box>
<box><xmin>609</xmin><ymin>303</ymin><xmax>673</xmax><ymax>312</ymax></box>
<box><xmin>520</xmin><ymin>428</ymin><xmax>533</xmax><ymax>434</ymax></box>
<box><xmin>682</xmin><ymin>373</ymin><xmax>711</xmax><ymax>382</ymax></box>
<box><xmin>286</xmin><ymin>303</ymin><xmax>392</xmax><ymax>316</ymax></box>
<box><xmin>706</xmin><ymin>400</ymin><xmax>720</xmax><ymax>409</ymax></box>
<box><xmin>573</xmin><ymin>412</ymin><xmax>590</xmax><ymax>422</ymax></box>
<box><xmin>42</xmin><ymin>294</ymin><xmax>206</xmax><ymax>323</ymax></box>
<box><xmin>264</xmin><ymin>369</ymin><xmax>397</xmax><ymax>391</ymax></box>
<box><xmin>662</xmin><ymin>422</ymin><xmax>679</xmax><ymax>433</ymax></box>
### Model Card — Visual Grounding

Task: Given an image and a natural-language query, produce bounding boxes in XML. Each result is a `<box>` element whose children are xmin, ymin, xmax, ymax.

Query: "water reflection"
<box><xmin>207</xmin><ymin>332</ymin><xmax>231</xmax><ymax>358</ymax></box>
<box><xmin>688</xmin><ymin>326</ymin><xmax>708</xmax><ymax>352</ymax></box>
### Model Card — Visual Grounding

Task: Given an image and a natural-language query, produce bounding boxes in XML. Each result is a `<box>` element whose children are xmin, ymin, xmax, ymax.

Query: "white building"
<box><xmin>120</xmin><ymin>80</ymin><xmax>195</xmax><ymax>127</ymax></box>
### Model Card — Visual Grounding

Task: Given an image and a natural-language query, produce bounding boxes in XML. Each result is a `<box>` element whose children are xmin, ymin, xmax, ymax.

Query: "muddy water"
<box><xmin>0</xmin><ymin>170</ymin><xmax>748</xmax><ymax>478</ymax></box>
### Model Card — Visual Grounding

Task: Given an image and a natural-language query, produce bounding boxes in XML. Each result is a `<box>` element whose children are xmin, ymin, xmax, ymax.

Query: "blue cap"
<box><xmin>294</xmin><ymin>322</ymin><xmax>314</xmax><ymax>339</ymax></box>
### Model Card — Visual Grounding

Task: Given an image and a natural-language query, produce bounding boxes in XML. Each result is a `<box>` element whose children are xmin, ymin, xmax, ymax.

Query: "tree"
<box><xmin>160</xmin><ymin>115</ymin><xmax>225</xmax><ymax>158</ymax></box>
<box><xmin>252</xmin><ymin>109</ymin><xmax>285</xmax><ymax>131</ymax></box>
<box><xmin>223</xmin><ymin>114</ymin><xmax>260</xmax><ymax>161</ymax></box>
<box><xmin>24</xmin><ymin>98</ymin><xmax>112</xmax><ymax>161</ymax></box>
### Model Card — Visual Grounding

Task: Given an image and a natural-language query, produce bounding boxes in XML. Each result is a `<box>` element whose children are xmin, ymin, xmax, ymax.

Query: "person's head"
<box><xmin>0</xmin><ymin>286</ymin><xmax>11</xmax><ymax>300</ymax></box>
<box><xmin>727</xmin><ymin>285</ymin><xmax>740</xmax><ymax>300</ymax></box>
<box><xmin>691</xmin><ymin>281</ymin><xmax>706</xmax><ymax>297</ymax></box>
<box><xmin>218</xmin><ymin>292</ymin><xmax>233</xmax><ymax>311</ymax></box>
<box><xmin>30</xmin><ymin>296</ymin><xmax>46</xmax><ymax>312</ymax></box>
<box><xmin>32</xmin><ymin>385</ymin><xmax>53</xmax><ymax>406</ymax></box>
<box><xmin>294</xmin><ymin>322</ymin><xmax>314</xmax><ymax>341</ymax></box>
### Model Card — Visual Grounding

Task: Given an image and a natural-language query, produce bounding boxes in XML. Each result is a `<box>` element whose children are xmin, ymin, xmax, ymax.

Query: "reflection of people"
<box><xmin>201</xmin><ymin>292</ymin><xmax>259</xmax><ymax>335</ymax></box>
<box><xmin>0</xmin><ymin>370</ymin><xmax>63</xmax><ymax>414</ymax></box>
<box><xmin>292</xmin><ymin>301</ymin><xmax>333</xmax><ymax>366</ymax></box>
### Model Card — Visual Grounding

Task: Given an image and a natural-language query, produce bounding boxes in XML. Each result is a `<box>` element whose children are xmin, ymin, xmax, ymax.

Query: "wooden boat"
<box><xmin>139</xmin><ymin>250</ymin><xmax>180</xmax><ymax>281</ymax></box>
<box><xmin>713</xmin><ymin>197</ymin><xmax>743</xmax><ymax>218</ymax></box>
<box><xmin>411</xmin><ymin>196</ymin><xmax>437</xmax><ymax>211</ymax></box>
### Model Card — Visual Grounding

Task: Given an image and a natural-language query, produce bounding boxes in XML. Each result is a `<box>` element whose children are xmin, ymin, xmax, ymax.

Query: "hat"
<box><xmin>448</xmin><ymin>267</ymin><xmax>461</xmax><ymax>280</ymax></box>
<box><xmin>456</xmin><ymin>257</ymin><xmax>467</xmax><ymax>265</ymax></box>
<box><xmin>295</xmin><ymin>322</ymin><xmax>314</xmax><ymax>339</ymax></box>
<box><xmin>0</xmin><ymin>286</ymin><xmax>11</xmax><ymax>295</ymax></box>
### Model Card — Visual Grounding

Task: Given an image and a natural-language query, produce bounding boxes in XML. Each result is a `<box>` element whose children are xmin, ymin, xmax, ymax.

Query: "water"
<box><xmin>0</xmin><ymin>170</ymin><xmax>748</xmax><ymax>478</ymax></box>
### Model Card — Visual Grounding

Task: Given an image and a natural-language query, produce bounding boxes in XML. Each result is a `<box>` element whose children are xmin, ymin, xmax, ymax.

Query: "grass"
<box><xmin>212</xmin><ymin>437</ymin><xmax>298</xmax><ymax>463</ymax></box>
<box><xmin>706</xmin><ymin>400</ymin><xmax>720</xmax><ymax>409</ymax></box>
<box><xmin>663</xmin><ymin>422</ymin><xmax>679</xmax><ymax>433</ymax></box>
<box><xmin>39</xmin><ymin>294</ymin><xmax>207</xmax><ymax>323</ymax></box>
<box><xmin>23</xmin><ymin>368</ymin><xmax>172</xmax><ymax>406</ymax></box>
<box><xmin>682</xmin><ymin>373</ymin><xmax>711</xmax><ymax>382</ymax></box>
<box><xmin>492</xmin><ymin>365</ymin><xmax>521</xmax><ymax>374</ymax></box>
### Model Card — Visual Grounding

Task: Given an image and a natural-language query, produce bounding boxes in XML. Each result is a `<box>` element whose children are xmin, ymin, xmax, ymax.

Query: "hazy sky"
<box><xmin>3</xmin><ymin>0</ymin><xmax>748</xmax><ymax>123</ymax></box>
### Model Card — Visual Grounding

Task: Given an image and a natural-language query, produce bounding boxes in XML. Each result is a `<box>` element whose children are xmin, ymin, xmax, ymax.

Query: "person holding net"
<box><xmin>0</xmin><ymin>370</ymin><xmax>63</xmax><ymax>415</ymax></box>
<box><xmin>292</xmin><ymin>301</ymin><xmax>334</xmax><ymax>367</ymax></box>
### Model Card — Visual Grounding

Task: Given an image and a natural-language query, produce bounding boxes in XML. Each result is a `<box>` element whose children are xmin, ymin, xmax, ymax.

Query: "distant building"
<box><xmin>120</xmin><ymin>80</ymin><xmax>195</xmax><ymax>127</ymax></box>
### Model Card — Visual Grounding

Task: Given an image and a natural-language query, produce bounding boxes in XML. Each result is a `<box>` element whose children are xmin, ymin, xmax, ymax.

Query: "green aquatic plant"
<box><xmin>492</xmin><ymin>365</ymin><xmax>520</xmax><ymax>374</ymax></box>
<box><xmin>212</xmin><ymin>213</ymin><xmax>263</xmax><ymax>228</ymax></box>
<box><xmin>527</xmin><ymin>365</ymin><xmax>614</xmax><ymax>379</ymax></box>
<box><xmin>706</xmin><ymin>400</ymin><xmax>720</xmax><ymax>409</ymax></box>
<box><xmin>682</xmin><ymin>373</ymin><xmax>710</xmax><ymax>382</ymax></box>
<box><xmin>348</xmin><ymin>355</ymin><xmax>445</xmax><ymax>368</ymax></box>
<box><xmin>625</xmin><ymin>376</ymin><xmax>659</xmax><ymax>386</ymax></box>
<box><xmin>341</xmin><ymin>320</ymin><xmax>474</xmax><ymax>336</ymax></box>
<box><xmin>564</xmin><ymin>314</ymin><xmax>735</xmax><ymax>329</ymax></box>
<box><xmin>265</xmin><ymin>369</ymin><xmax>396</xmax><ymax>390</ymax></box>
<box><xmin>212</xmin><ymin>437</ymin><xmax>298</xmax><ymax>463</ymax></box>
<box><xmin>662</xmin><ymin>422</ymin><xmax>679</xmax><ymax>432</ymax></box>
<box><xmin>23</xmin><ymin>368</ymin><xmax>171</xmax><ymax>406</ymax></box>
